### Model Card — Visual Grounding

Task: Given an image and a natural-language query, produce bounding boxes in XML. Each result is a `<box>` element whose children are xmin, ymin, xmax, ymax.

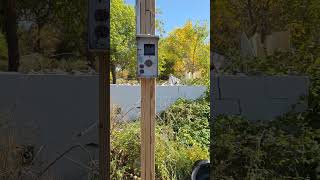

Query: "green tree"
<box><xmin>212</xmin><ymin>0</ymin><xmax>320</xmax><ymax>53</ymax></box>
<box><xmin>159</xmin><ymin>21</ymin><xmax>209</xmax><ymax>79</ymax></box>
<box><xmin>17</xmin><ymin>0</ymin><xmax>54</xmax><ymax>53</ymax></box>
<box><xmin>110</xmin><ymin>0</ymin><xmax>135</xmax><ymax>84</ymax></box>
<box><xmin>52</xmin><ymin>0</ymin><xmax>89</xmax><ymax>62</ymax></box>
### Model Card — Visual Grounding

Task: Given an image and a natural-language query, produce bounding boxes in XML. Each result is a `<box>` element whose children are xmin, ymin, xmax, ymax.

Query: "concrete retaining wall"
<box><xmin>0</xmin><ymin>73</ymin><xmax>309</xmax><ymax>179</ymax></box>
<box><xmin>0</xmin><ymin>73</ymin><xmax>206</xmax><ymax>180</ymax></box>
<box><xmin>211</xmin><ymin>73</ymin><xmax>309</xmax><ymax>120</ymax></box>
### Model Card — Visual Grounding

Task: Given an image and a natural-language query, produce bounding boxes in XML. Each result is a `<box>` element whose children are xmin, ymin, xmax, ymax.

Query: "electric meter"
<box><xmin>137</xmin><ymin>34</ymin><xmax>159</xmax><ymax>78</ymax></box>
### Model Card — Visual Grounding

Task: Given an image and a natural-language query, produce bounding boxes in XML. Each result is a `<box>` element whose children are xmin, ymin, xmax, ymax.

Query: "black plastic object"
<box><xmin>95</xmin><ymin>9</ymin><xmax>109</xmax><ymax>21</ymax></box>
<box><xmin>191</xmin><ymin>160</ymin><xmax>210</xmax><ymax>180</ymax></box>
<box><xmin>88</xmin><ymin>0</ymin><xmax>109</xmax><ymax>51</ymax></box>
<box><xmin>95</xmin><ymin>25</ymin><xmax>109</xmax><ymax>38</ymax></box>
<box><xmin>144</xmin><ymin>59</ymin><xmax>153</xmax><ymax>67</ymax></box>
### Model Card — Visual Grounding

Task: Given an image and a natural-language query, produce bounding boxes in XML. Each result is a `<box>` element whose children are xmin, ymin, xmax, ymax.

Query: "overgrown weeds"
<box><xmin>0</xmin><ymin>131</ymin><xmax>55</xmax><ymax>180</ymax></box>
<box><xmin>110</xmin><ymin>98</ymin><xmax>210</xmax><ymax>179</ymax></box>
<box><xmin>212</xmin><ymin>113</ymin><xmax>320</xmax><ymax>179</ymax></box>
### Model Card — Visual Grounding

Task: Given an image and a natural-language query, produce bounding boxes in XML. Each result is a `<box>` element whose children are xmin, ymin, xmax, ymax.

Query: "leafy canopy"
<box><xmin>110</xmin><ymin>0</ymin><xmax>136</xmax><ymax>70</ymax></box>
<box><xmin>159</xmin><ymin>21</ymin><xmax>209</xmax><ymax>79</ymax></box>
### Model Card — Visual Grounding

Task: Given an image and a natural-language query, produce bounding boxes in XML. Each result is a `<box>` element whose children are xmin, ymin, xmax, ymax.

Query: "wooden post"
<box><xmin>99</xmin><ymin>53</ymin><xmax>110</xmax><ymax>180</ymax></box>
<box><xmin>136</xmin><ymin>0</ymin><xmax>156</xmax><ymax>179</ymax></box>
<box><xmin>88</xmin><ymin>0</ymin><xmax>110</xmax><ymax>179</ymax></box>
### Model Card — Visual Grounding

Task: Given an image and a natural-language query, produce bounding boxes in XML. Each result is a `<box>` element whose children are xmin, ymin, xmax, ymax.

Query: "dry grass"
<box><xmin>0</xmin><ymin>131</ymin><xmax>33</xmax><ymax>180</ymax></box>
<box><xmin>0</xmin><ymin>131</ymin><xmax>60</xmax><ymax>180</ymax></box>
<box><xmin>0</xmin><ymin>105</ymin><xmax>133</xmax><ymax>180</ymax></box>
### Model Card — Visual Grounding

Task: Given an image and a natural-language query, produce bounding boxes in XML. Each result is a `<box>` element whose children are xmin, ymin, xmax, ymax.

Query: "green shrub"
<box><xmin>111</xmin><ymin>122</ymin><xmax>140</xmax><ymax>179</ymax></box>
<box><xmin>213</xmin><ymin>47</ymin><xmax>320</xmax><ymax>178</ymax></box>
<box><xmin>159</xmin><ymin>98</ymin><xmax>210</xmax><ymax>149</ymax></box>
<box><xmin>212</xmin><ymin>113</ymin><xmax>320</xmax><ymax>179</ymax></box>
<box><xmin>111</xmin><ymin>98</ymin><xmax>210</xmax><ymax>180</ymax></box>
<box><xmin>18</xmin><ymin>54</ymin><xmax>90</xmax><ymax>73</ymax></box>
<box><xmin>182</xmin><ymin>76</ymin><xmax>209</xmax><ymax>86</ymax></box>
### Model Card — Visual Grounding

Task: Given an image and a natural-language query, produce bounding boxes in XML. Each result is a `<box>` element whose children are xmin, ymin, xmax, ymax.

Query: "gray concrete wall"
<box><xmin>0</xmin><ymin>73</ymin><xmax>206</xmax><ymax>180</ymax></box>
<box><xmin>0</xmin><ymin>73</ymin><xmax>309</xmax><ymax>179</ymax></box>
<box><xmin>211</xmin><ymin>73</ymin><xmax>309</xmax><ymax>121</ymax></box>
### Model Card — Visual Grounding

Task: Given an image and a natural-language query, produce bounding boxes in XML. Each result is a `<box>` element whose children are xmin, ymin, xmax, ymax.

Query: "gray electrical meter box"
<box><xmin>137</xmin><ymin>34</ymin><xmax>159</xmax><ymax>78</ymax></box>
<box><xmin>88</xmin><ymin>0</ymin><xmax>110</xmax><ymax>51</ymax></box>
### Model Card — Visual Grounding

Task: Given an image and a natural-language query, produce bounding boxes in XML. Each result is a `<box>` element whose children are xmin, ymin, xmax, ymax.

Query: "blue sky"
<box><xmin>125</xmin><ymin>0</ymin><xmax>210</xmax><ymax>35</ymax></box>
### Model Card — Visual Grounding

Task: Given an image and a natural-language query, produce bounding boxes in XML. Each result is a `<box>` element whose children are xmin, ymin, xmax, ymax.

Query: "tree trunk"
<box><xmin>36</xmin><ymin>25</ymin><xmax>41</xmax><ymax>52</ymax></box>
<box><xmin>0</xmin><ymin>2</ymin><xmax>5</xmax><ymax>33</ymax></box>
<box><xmin>110</xmin><ymin>63</ymin><xmax>116</xmax><ymax>84</ymax></box>
<box><xmin>247</xmin><ymin>0</ymin><xmax>254</xmax><ymax>25</ymax></box>
<box><xmin>5</xmin><ymin>0</ymin><xmax>20</xmax><ymax>72</ymax></box>
<box><xmin>34</xmin><ymin>22</ymin><xmax>42</xmax><ymax>52</ymax></box>
<box><xmin>247</xmin><ymin>0</ymin><xmax>257</xmax><ymax>36</ymax></box>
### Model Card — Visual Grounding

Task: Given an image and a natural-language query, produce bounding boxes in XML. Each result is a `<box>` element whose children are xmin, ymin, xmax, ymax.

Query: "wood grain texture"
<box><xmin>99</xmin><ymin>53</ymin><xmax>110</xmax><ymax>180</ymax></box>
<box><xmin>138</xmin><ymin>0</ymin><xmax>156</xmax><ymax>179</ymax></box>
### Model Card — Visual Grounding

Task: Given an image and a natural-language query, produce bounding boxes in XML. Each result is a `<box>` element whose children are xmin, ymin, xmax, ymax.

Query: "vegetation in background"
<box><xmin>212</xmin><ymin>51</ymin><xmax>320</xmax><ymax>179</ymax></box>
<box><xmin>2</xmin><ymin>89</ymin><xmax>320</xmax><ymax>179</ymax></box>
<box><xmin>212</xmin><ymin>0</ymin><xmax>320</xmax><ymax>53</ymax></box>
<box><xmin>0</xmin><ymin>133</ymin><xmax>39</xmax><ymax>180</ymax></box>
<box><xmin>0</xmin><ymin>32</ymin><xmax>7</xmax><ymax>70</ymax></box>
<box><xmin>0</xmin><ymin>0</ymin><xmax>210</xmax><ymax>85</ymax></box>
<box><xmin>111</xmin><ymin>98</ymin><xmax>210</xmax><ymax>179</ymax></box>
<box><xmin>213</xmin><ymin>114</ymin><xmax>320</xmax><ymax>179</ymax></box>
<box><xmin>18</xmin><ymin>54</ymin><xmax>91</xmax><ymax>74</ymax></box>
<box><xmin>211</xmin><ymin>1</ymin><xmax>320</xmax><ymax>178</ymax></box>
<box><xmin>159</xmin><ymin>21</ymin><xmax>210</xmax><ymax>81</ymax></box>
<box><xmin>110</xmin><ymin>0</ymin><xmax>136</xmax><ymax>83</ymax></box>
<box><xmin>111</xmin><ymin>83</ymin><xmax>320</xmax><ymax>179</ymax></box>
<box><xmin>158</xmin><ymin>98</ymin><xmax>210</xmax><ymax>149</ymax></box>
<box><xmin>0</xmin><ymin>97</ymin><xmax>210</xmax><ymax>180</ymax></box>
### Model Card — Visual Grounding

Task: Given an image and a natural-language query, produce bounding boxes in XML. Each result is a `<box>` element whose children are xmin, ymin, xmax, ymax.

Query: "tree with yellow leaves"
<box><xmin>159</xmin><ymin>21</ymin><xmax>209</xmax><ymax>80</ymax></box>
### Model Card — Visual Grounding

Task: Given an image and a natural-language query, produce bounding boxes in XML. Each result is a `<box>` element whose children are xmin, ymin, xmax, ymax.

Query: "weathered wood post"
<box><xmin>136</xmin><ymin>0</ymin><xmax>156</xmax><ymax>179</ymax></box>
<box><xmin>88</xmin><ymin>1</ymin><xmax>111</xmax><ymax>179</ymax></box>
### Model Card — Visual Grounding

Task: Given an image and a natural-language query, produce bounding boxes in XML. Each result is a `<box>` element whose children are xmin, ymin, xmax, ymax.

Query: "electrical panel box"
<box><xmin>88</xmin><ymin>0</ymin><xmax>110</xmax><ymax>51</ymax></box>
<box><xmin>137</xmin><ymin>34</ymin><xmax>159</xmax><ymax>78</ymax></box>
